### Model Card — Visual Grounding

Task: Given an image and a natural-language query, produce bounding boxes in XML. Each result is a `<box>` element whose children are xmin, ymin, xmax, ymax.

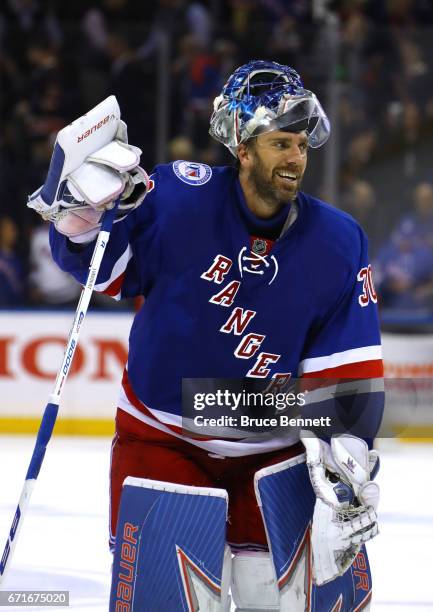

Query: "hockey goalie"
<box><xmin>28</xmin><ymin>59</ymin><xmax>384</xmax><ymax>611</ymax></box>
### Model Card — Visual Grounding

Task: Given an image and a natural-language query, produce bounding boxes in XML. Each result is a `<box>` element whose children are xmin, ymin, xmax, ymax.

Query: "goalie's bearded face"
<box><xmin>240</xmin><ymin>130</ymin><xmax>308</xmax><ymax>209</ymax></box>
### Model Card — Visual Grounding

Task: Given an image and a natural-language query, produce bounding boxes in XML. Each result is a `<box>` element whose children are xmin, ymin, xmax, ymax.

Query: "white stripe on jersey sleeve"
<box><xmin>298</xmin><ymin>345</ymin><xmax>382</xmax><ymax>376</ymax></box>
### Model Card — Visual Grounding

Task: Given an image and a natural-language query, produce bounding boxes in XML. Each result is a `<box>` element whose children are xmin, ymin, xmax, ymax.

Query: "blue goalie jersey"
<box><xmin>50</xmin><ymin>161</ymin><xmax>384</xmax><ymax>456</ymax></box>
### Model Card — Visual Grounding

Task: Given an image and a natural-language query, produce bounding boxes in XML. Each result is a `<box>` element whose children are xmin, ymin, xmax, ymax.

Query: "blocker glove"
<box><xmin>301</xmin><ymin>432</ymin><xmax>380</xmax><ymax>585</ymax></box>
<box><xmin>28</xmin><ymin>96</ymin><xmax>150</xmax><ymax>243</ymax></box>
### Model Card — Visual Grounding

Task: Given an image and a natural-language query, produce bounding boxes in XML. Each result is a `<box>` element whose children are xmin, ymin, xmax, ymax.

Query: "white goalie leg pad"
<box><xmin>231</xmin><ymin>551</ymin><xmax>280</xmax><ymax>611</ymax></box>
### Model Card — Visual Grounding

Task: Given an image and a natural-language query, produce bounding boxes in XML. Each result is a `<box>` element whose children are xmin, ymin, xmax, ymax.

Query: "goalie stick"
<box><xmin>0</xmin><ymin>200</ymin><xmax>119</xmax><ymax>583</ymax></box>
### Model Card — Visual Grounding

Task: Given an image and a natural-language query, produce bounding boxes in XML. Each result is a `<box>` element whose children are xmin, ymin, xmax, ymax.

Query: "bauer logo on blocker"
<box><xmin>173</xmin><ymin>161</ymin><xmax>212</xmax><ymax>186</ymax></box>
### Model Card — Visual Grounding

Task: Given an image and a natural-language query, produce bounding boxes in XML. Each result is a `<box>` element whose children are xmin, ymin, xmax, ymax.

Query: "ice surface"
<box><xmin>0</xmin><ymin>437</ymin><xmax>432</xmax><ymax>611</ymax></box>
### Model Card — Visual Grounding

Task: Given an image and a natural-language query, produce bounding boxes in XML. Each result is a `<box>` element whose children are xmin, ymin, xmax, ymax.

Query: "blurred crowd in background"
<box><xmin>1</xmin><ymin>0</ymin><xmax>433</xmax><ymax>325</ymax></box>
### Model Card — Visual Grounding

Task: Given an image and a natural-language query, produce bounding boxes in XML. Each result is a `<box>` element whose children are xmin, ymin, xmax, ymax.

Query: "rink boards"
<box><xmin>0</xmin><ymin>311</ymin><xmax>432</xmax><ymax>437</ymax></box>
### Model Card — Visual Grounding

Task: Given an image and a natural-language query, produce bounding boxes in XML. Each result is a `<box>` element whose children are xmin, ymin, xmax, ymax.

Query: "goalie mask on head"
<box><xmin>209</xmin><ymin>60</ymin><xmax>331</xmax><ymax>157</ymax></box>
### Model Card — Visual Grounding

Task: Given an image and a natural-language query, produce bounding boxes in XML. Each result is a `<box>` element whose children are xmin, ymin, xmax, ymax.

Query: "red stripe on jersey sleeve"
<box><xmin>302</xmin><ymin>359</ymin><xmax>384</xmax><ymax>379</ymax></box>
<box><xmin>102</xmin><ymin>272</ymin><xmax>125</xmax><ymax>297</ymax></box>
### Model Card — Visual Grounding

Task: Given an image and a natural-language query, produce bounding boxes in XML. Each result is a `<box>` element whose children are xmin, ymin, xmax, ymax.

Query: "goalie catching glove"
<box><xmin>301</xmin><ymin>432</ymin><xmax>380</xmax><ymax>586</ymax></box>
<box><xmin>27</xmin><ymin>96</ymin><xmax>150</xmax><ymax>243</ymax></box>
